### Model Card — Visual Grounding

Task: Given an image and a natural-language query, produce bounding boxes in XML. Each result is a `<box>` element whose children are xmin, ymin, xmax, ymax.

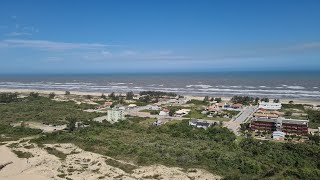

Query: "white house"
<box><xmin>107</xmin><ymin>108</ymin><xmax>125</xmax><ymax>122</ymax></box>
<box><xmin>150</xmin><ymin>105</ymin><xmax>161</xmax><ymax>110</ymax></box>
<box><xmin>259</xmin><ymin>102</ymin><xmax>282</xmax><ymax>110</ymax></box>
<box><xmin>159</xmin><ymin>110</ymin><xmax>169</xmax><ymax>116</ymax></box>
<box><xmin>272</xmin><ymin>131</ymin><xmax>285</xmax><ymax>140</ymax></box>
<box><xmin>128</xmin><ymin>104</ymin><xmax>137</xmax><ymax>108</ymax></box>
<box><xmin>175</xmin><ymin>109</ymin><xmax>191</xmax><ymax>117</ymax></box>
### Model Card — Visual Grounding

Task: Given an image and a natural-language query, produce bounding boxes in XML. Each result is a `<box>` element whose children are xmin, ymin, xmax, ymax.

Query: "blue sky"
<box><xmin>0</xmin><ymin>0</ymin><xmax>320</xmax><ymax>74</ymax></box>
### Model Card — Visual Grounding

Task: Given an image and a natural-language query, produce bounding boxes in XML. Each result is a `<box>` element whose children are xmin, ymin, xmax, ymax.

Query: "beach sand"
<box><xmin>1</xmin><ymin>88</ymin><xmax>320</xmax><ymax>106</ymax></box>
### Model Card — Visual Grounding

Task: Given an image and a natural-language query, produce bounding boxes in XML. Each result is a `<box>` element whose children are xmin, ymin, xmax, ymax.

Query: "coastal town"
<box><xmin>0</xmin><ymin>90</ymin><xmax>320</xmax><ymax>179</ymax></box>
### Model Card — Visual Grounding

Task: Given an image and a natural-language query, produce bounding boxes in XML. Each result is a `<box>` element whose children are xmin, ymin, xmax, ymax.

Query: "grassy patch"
<box><xmin>105</xmin><ymin>158</ymin><xmax>137</xmax><ymax>174</ymax></box>
<box><xmin>24</xmin><ymin>144</ymin><xmax>35</xmax><ymax>149</ymax></box>
<box><xmin>12</xmin><ymin>150</ymin><xmax>33</xmax><ymax>158</ymax></box>
<box><xmin>0</xmin><ymin>96</ymin><xmax>100</xmax><ymax>125</ymax></box>
<box><xmin>44</xmin><ymin>147</ymin><xmax>67</xmax><ymax>160</ymax></box>
<box><xmin>0</xmin><ymin>124</ymin><xmax>42</xmax><ymax>142</ymax></box>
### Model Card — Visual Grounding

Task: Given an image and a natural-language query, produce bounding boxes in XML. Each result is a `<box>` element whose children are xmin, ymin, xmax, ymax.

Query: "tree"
<box><xmin>109</xmin><ymin>92</ymin><xmax>116</xmax><ymax>100</ymax></box>
<box><xmin>284</xmin><ymin>111</ymin><xmax>293</xmax><ymax>116</ymax></box>
<box><xmin>273</xmin><ymin>99</ymin><xmax>280</xmax><ymax>103</ymax></box>
<box><xmin>289</xmin><ymin>100</ymin><xmax>294</xmax><ymax>104</ymax></box>
<box><xmin>261</xmin><ymin>98</ymin><xmax>269</xmax><ymax>102</ymax></box>
<box><xmin>126</xmin><ymin>91</ymin><xmax>134</xmax><ymax>100</ymax></box>
<box><xmin>66</xmin><ymin>116</ymin><xmax>77</xmax><ymax>132</ymax></box>
<box><xmin>210</xmin><ymin>97</ymin><xmax>214</xmax><ymax>101</ymax></box>
<box><xmin>203</xmin><ymin>96</ymin><xmax>209</xmax><ymax>102</ymax></box>
<box><xmin>214</xmin><ymin>97</ymin><xmax>222</xmax><ymax>103</ymax></box>
<box><xmin>49</xmin><ymin>92</ymin><xmax>55</xmax><ymax>99</ymax></box>
<box><xmin>119</xmin><ymin>97</ymin><xmax>125</xmax><ymax>104</ymax></box>
<box><xmin>101</xmin><ymin>93</ymin><xmax>106</xmax><ymax>99</ymax></box>
<box><xmin>86</xmin><ymin>95</ymin><xmax>92</xmax><ymax>99</ymax></box>
<box><xmin>254</xmin><ymin>97</ymin><xmax>260</xmax><ymax>104</ymax></box>
<box><xmin>0</xmin><ymin>93</ymin><xmax>18</xmax><ymax>103</ymax></box>
<box><xmin>65</xmin><ymin>91</ymin><xmax>71</xmax><ymax>95</ymax></box>
<box><xmin>29</xmin><ymin>92</ymin><xmax>39</xmax><ymax>98</ymax></box>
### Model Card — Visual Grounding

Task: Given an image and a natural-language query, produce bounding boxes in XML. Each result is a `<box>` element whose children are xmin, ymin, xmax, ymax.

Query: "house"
<box><xmin>175</xmin><ymin>109</ymin><xmax>191</xmax><ymax>117</ymax></box>
<box><xmin>104</xmin><ymin>102</ymin><xmax>113</xmax><ymax>107</ymax></box>
<box><xmin>272</xmin><ymin>131</ymin><xmax>286</xmax><ymax>140</ymax></box>
<box><xmin>253</xmin><ymin>110</ymin><xmax>279</xmax><ymax>119</ymax></box>
<box><xmin>153</xmin><ymin>119</ymin><xmax>162</xmax><ymax>126</ymax></box>
<box><xmin>258</xmin><ymin>102</ymin><xmax>282</xmax><ymax>110</ymax></box>
<box><xmin>231</xmin><ymin>103</ymin><xmax>243</xmax><ymax>109</ymax></box>
<box><xmin>189</xmin><ymin>119</ymin><xmax>199</xmax><ymax>126</ymax></box>
<box><xmin>150</xmin><ymin>105</ymin><xmax>161</xmax><ymax>110</ymax></box>
<box><xmin>128</xmin><ymin>104</ymin><xmax>137</xmax><ymax>108</ymax></box>
<box><xmin>107</xmin><ymin>108</ymin><xmax>125</xmax><ymax>122</ymax></box>
<box><xmin>206</xmin><ymin>105</ymin><xmax>220</xmax><ymax>115</ymax></box>
<box><xmin>189</xmin><ymin>119</ymin><xmax>211</xmax><ymax>129</ymax></box>
<box><xmin>196</xmin><ymin>121</ymin><xmax>211</xmax><ymax>129</ymax></box>
<box><xmin>159</xmin><ymin>108</ymin><xmax>170</xmax><ymax>116</ymax></box>
<box><xmin>96</xmin><ymin>101</ymin><xmax>113</xmax><ymax>109</ymax></box>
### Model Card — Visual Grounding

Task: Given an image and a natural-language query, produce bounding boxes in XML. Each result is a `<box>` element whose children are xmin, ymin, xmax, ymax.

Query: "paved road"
<box><xmin>224</xmin><ymin>106</ymin><xmax>257</xmax><ymax>135</ymax></box>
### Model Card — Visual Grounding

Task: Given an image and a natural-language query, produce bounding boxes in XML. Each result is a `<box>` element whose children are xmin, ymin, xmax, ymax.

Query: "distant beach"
<box><xmin>0</xmin><ymin>72</ymin><xmax>320</xmax><ymax>99</ymax></box>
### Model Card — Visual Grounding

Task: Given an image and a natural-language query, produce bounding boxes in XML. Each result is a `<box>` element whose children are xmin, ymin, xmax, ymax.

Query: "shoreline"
<box><xmin>1</xmin><ymin>88</ymin><xmax>320</xmax><ymax>106</ymax></box>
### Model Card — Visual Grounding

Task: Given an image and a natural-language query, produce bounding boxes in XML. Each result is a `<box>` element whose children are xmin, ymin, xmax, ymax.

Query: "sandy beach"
<box><xmin>1</xmin><ymin>88</ymin><xmax>320</xmax><ymax>106</ymax></box>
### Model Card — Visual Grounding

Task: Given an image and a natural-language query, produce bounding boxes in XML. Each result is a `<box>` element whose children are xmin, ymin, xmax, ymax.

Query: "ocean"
<box><xmin>0</xmin><ymin>71</ymin><xmax>320</xmax><ymax>99</ymax></box>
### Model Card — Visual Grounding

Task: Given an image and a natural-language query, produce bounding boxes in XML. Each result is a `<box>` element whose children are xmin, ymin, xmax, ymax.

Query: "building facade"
<box><xmin>251</xmin><ymin>117</ymin><xmax>309</xmax><ymax>135</ymax></box>
<box><xmin>107</xmin><ymin>109</ymin><xmax>125</xmax><ymax>122</ymax></box>
<box><xmin>258</xmin><ymin>102</ymin><xmax>282</xmax><ymax>110</ymax></box>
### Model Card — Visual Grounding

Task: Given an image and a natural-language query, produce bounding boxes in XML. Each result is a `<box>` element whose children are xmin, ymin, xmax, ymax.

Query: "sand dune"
<box><xmin>0</xmin><ymin>140</ymin><xmax>220</xmax><ymax>180</ymax></box>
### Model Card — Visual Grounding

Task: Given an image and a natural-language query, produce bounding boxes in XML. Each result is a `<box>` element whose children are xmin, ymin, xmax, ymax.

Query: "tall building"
<box><xmin>251</xmin><ymin>117</ymin><xmax>309</xmax><ymax>135</ymax></box>
<box><xmin>107</xmin><ymin>108</ymin><xmax>125</xmax><ymax>122</ymax></box>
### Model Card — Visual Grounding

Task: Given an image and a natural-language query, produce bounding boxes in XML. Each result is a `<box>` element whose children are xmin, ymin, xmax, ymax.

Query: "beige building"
<box><xmin>107</xmin><ymin>108</ymin><xmax>125</xmax><ymax>122</ymax></box>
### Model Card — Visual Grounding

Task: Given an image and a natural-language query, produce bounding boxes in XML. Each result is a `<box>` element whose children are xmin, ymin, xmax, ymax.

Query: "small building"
<box><xmin>231</xmin><ymin>103</ymin><xmax>243</xmax><ymax>109</ymax></box>
<box><xmin>128</xmin><ymin>104</ymin><xmax>137</xmax><ymax>109</ymax></box>
<box><xmin>189</xmin><ymin>119</ymin><xmax>199</xmax><ymax>126</ymax></box>
<box><xmin>153</xmin><ymin>119</ymin><xmax>162</xmax><ymax>126</ymax></box>
<box><xmin>189</xmin><ymin>119</ymin><xmax>211</xmax><ymax>129</ymax></box>
<box><xmin>159</xmin><ymin>109</ymin><xmax>169</xmax><ymax>116</ymax></box>
<box><xmin>107</xmin><ymin>108</ymin><xmax>125</xmax><ymax>122</ymax></box>
<box><xmin>259</xmin><ymin>102</ymin><xmax>282</xmax><ymax>110</ymax></box>
<box><xmin>272</xmin><ymin>131</ymin><xmax>285</xmax><ymax>140</ymax></box>
<box><xmin>150</xmin><ymin>105</ymin><xmax>161</xmax><ymax>110</ymax></box>
<box><xmin>175</xmin><ymin>109</ymin><xmax>191</xmax><ymax>117</ymax></box>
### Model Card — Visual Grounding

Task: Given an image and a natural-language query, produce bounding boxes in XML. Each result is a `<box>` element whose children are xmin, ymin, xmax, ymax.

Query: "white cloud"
<box><xmin>1</xmin><ymin>39</ymin><xmax>116</xmax><ymax>50</ymax></box>
<box><xmin>5</xmin><ymin>32</ymin><xmax>32</xmax><ymax>36</ymax></box>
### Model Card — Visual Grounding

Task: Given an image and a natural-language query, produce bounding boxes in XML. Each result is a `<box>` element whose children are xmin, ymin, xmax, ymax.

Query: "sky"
<box><xmin>0</xmin><ymin>0</ymin><xmax>320</xmax><ymax>74</ymax></box>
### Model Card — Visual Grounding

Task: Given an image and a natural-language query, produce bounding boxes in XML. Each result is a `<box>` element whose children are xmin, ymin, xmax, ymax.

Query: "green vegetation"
<box><xmin>139</xmin><ymin>91</ymin><xmax>177</xmax><ymax>97</ymax></box>
<box><xmin>186</xmin><ymin>99</ymin><xmax>208</xmax><ymax>106</ymax></box>
<box><xmin>31</xmin><ymin>118</ymin><xmax>320</xmax><ymax>179</ymax></box>
<box><xmin>0</xmin><ymin>96</ymin><xmax>100</xmax><ymax>125</ymax></box>
<box><xmin>0</xmin><ymin>92</ymin><xmax>18</xmax><ymax>103</ymax></box>
<box><xmin>231</xmin><ymin>96</ymin><xmax>256</xmax><ymax>105</ymax></box>
<box><xmin>44</xmin><ymin>147</ymin><xmax>67</xmax><ymax>160</ymax></box>
<box><xmin>281</xmin><ymin>104</ymin><xmax>305</xmax><ymax>111</ymax></box>
<box><xmin>12</xmin><ymin>150</ymin><xmax>33</xmax><ymax>158</ymax></box>
<box><xmin>105</xmin><ymin>158</ymin><xmax>137</xmax><ymax>173</ymax></box>
<box><xmin>126</xmin><ymin>91</ymin><xmax>134</xmax><ymax>100</ymax></box>
<box><xmin>307</xmin><ymin>110</ymin><xmax>320</xmax><ymax>128</ymax></box>
<box><xmin>0</xmin><ymin>124</ymin><xmax>42</xmax><ymax>142</ymax></box>
<box><xmin>49</xmin><ymin>92</ymin><xmax>55</xmax><ymax>99</ymax></box>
